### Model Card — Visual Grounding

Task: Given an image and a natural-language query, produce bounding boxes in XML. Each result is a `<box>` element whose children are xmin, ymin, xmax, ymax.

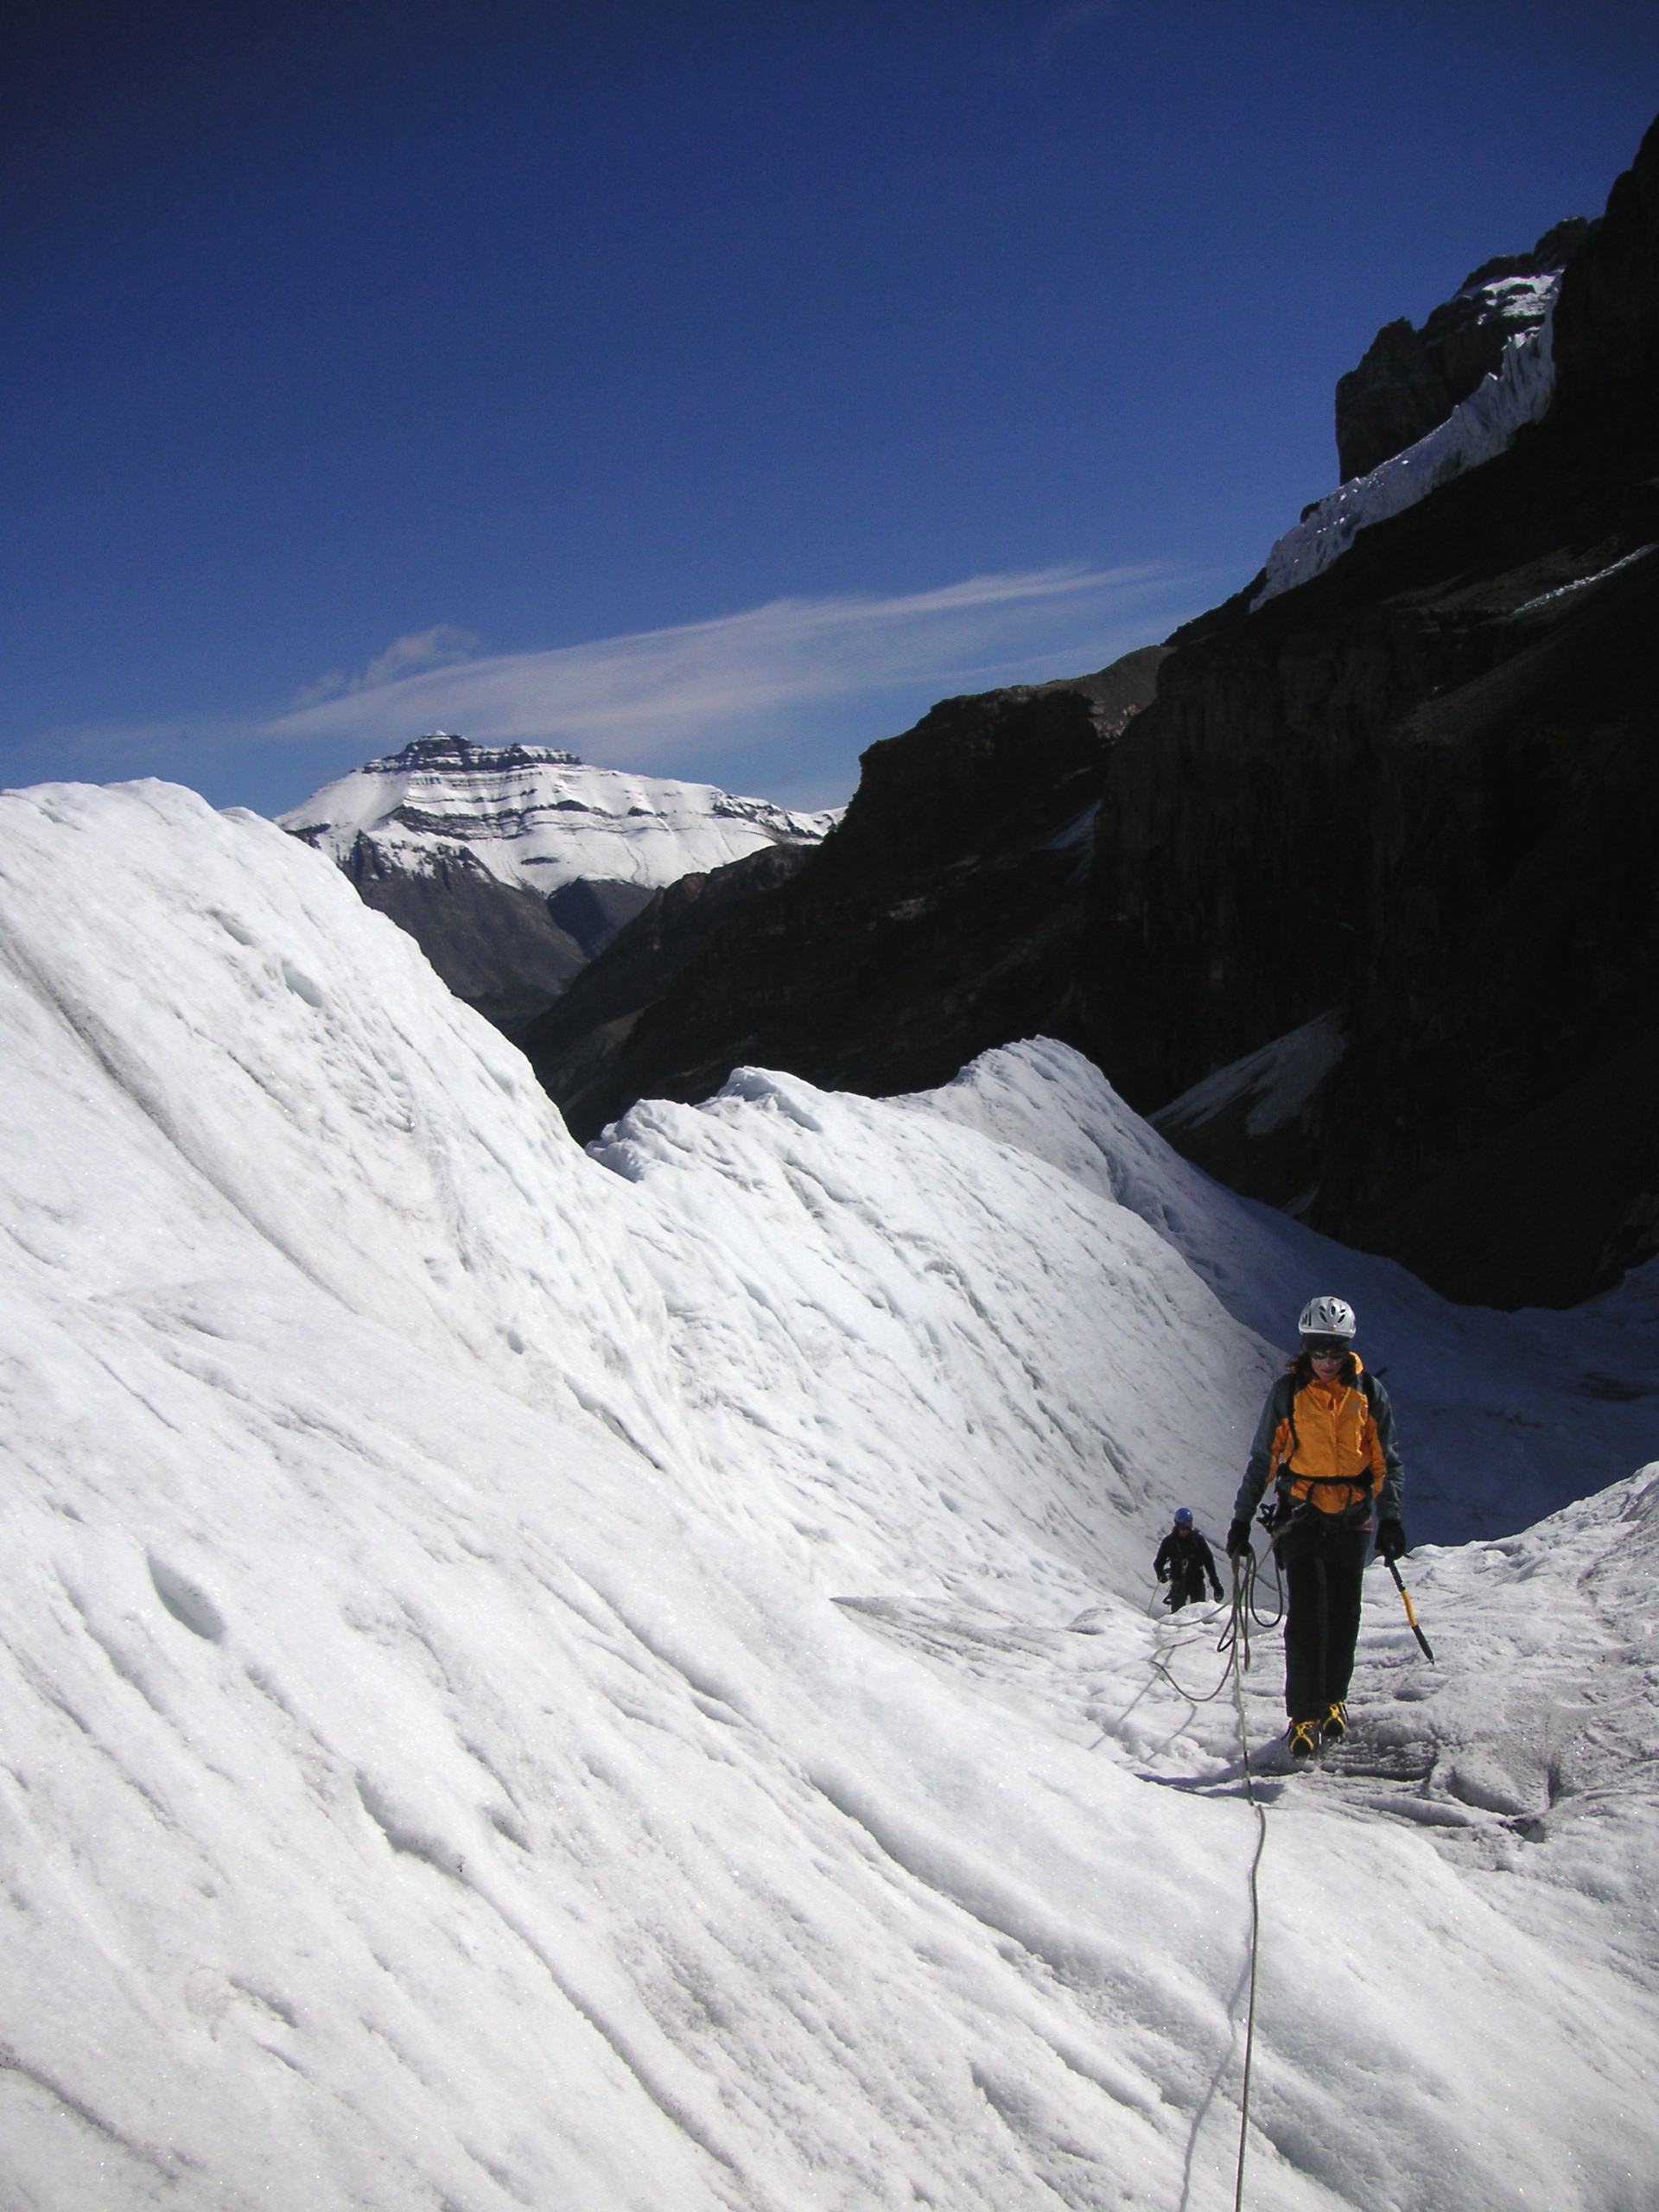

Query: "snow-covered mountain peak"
<box><xmin>361</xmin><ymin>731</ymin><xmax>585</xmax><ymax>773</ymax></box>
<box><xmin>280</xmin><ymin>732</ymin><xmax>839</xmax><ymax>897</ymax></box>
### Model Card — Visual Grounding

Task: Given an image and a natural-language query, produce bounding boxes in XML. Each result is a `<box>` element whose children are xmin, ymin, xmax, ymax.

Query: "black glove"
<box><xmin>1225</xmin><ymin>1516</ymin><xmax>1254</xmax><ymax>1558</ymax></box>
<box><xmin>1208</xmin><ymin>1581</ymin><xmax>1224</xmax><ymax>1603</ymax></box>
<box><xmin>1376</xmin><ymin>1518</ymin><xmax>1408</xmax><ymax>1562</ymax></box>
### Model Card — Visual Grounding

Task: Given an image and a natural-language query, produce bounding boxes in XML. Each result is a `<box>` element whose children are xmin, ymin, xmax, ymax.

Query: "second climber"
<box><xmin>1154</xmin><ymin>1506</ymin><xmax>1224</xmax><ymax>1611</ymax></box>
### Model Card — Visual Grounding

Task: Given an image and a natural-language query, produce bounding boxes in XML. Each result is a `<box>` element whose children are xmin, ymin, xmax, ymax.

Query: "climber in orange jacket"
<box><xmin>1226</xmin><ymin>1296</ymin><xmax>1406</xmax><ymax>1760</ymax></box>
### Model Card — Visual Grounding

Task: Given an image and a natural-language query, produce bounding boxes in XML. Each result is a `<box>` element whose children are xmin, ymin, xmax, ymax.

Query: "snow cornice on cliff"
<box><xmin>1252</xmin><ymin>296</ymin><xmax>1559</xmax><ymax>607</ymax></box>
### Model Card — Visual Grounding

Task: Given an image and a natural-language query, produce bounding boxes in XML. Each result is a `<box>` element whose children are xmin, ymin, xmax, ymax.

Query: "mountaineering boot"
<box><xmin>1287</xmin><ymin>1719</ymin><xmax>1319</xmax><ymax>1762</ymax></box>
<box><xmin>1323</xmin><ymin>1701</ymin><xmax>1348</xmax><ymax>1744</ymax></box>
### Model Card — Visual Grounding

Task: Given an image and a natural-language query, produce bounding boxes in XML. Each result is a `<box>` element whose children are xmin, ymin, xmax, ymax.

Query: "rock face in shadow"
<box><xmin>524</xmin><ymin>115</ymin><xmax>1659</xmax><ymax>1312</ymax></box>
<box><xmin>524</xmin><ymin>649</ymin><xmax>1169</xmax><ymax>1141</ymax></box>
<box><xmin>1081</xmin><ymin>116</ymin><xmax>1659</xmax><ymax>1306</ymax></box>
<box><xmin>1334</xmin><ymin>217</ymin><xmax>1592</xmax><ymax>482</ymax></box>
<box><xmin>517</xmin><ymin>842</ymin><xmax>819</xmax><ymax>1130</ymax></box>
<box><xmin>337</xmin><ymin>836</ymin><xmax>589</xmax><ymax>1031</ymax></box>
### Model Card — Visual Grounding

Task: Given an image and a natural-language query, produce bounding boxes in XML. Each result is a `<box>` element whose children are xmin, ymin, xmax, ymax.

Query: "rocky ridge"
<box><xmin>520</xmin><ymin>651</ymin><xmax>1169</xmax><ymax>1137</ymax></box>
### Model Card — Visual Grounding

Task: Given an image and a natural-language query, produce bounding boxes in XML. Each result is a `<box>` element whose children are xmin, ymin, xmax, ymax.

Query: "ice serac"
<box><xmin>279</xmin><ymin>733</ymin><xmax>836</xmax><ymax>1028</ymax></box>
<box><xmin>1253</xmin><ymin>302</ymin><xmax>1558</xmax><ymax>606</ymax></box>
<box><xmin>2</xmin><ymin>782</ymin><xmax>1657</xmax><ymax>2209</ymax></box>
<box><xmin>1334</xmin><ymin>217</ymin><xmax>1592</xmax><ymax>481</ymax></box>
<box><xmin>1257</xmin><ymin>214</ymin><xmax>1606</xmax><ymax>607</ymax></box>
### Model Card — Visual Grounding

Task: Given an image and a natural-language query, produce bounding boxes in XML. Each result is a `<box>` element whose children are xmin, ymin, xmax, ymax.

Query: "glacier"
<box><xmin>1</xmin><ymin>778</ymin><xmax>1656</xmax><ymax>2210</ymax></box>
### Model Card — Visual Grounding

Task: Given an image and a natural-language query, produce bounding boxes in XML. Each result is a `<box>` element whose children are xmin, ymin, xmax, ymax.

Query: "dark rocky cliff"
<box><xmin>1083</xmin><ymin>114</ymin><xmax>1659</xmax><ymax>1305</ymax></box>
<box><xmin>527</xmin><ymin>114</ymin><xmax>1659</xmax><ymax>1311</ymax></box>
<box><xmin>522</xmin><ymin>649</ymin><xmax>1168</xmax><ymax>1138</ymax></box>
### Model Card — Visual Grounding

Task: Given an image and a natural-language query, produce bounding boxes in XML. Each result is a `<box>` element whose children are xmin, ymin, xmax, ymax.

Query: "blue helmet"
<box><xmin>1173</xmin><ymin>1507</ymin><xmax>1194</xmax><ymax>1526</ymax></box>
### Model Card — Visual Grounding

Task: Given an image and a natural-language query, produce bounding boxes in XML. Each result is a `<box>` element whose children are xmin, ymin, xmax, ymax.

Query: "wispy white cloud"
<box><xmin>290</xmin><ymin>625</ymin><xmax>479</xmax><ymax>709</ymax></box>
<box><xmin>263</xmin><ymin>564</ymin><xmax>1188</xmax><ymax>765</ymax></box>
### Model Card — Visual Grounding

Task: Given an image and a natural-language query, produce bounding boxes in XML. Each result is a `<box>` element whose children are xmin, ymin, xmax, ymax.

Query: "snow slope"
<box><xmin>907</xmin><ymin>1038</ymin><xmax>1659</xmax><ymax>1543</ymax></box>
<box><xmin>280</xmin><ymin>733</ymin><xmax>837</xmax><ymax>898</ymax></box>
<box><xmin>1150</xmin><ymin>1013</ymin><xmax>1347</xmax><ymax>1142</ymax></box>
<box><xmin>1252</xmin><ymin>293</ymin><xmax>1558</xmax><ymax>606</ymax></box>
<box><xmin>1</xmin><ymin>780</ymin><xmax>1656</xmax><ymax>2209</ymax></box>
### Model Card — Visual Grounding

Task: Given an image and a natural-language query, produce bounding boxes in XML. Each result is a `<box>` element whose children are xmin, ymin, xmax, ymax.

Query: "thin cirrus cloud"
<box><xmin>264</xmin><ymin>564</ymin><xmax>1192</xmax><ymax>768</ymax></box>
<box><xmin>290</xmin><ymin>625</ymin><xmax>481</xmax><ymax>709</ymax></box>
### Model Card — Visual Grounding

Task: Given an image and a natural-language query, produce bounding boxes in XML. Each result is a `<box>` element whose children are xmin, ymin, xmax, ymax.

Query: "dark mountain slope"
<box><xmin>526</xmin><ymin>114</ymin><xmax>1657</xmax><ymax>1310</ymax></box>
<box><xmin>1083</xmin><ymin>114</ymin><xmax>1659</xmax><ymax>1305</ymax></box>
<box><xmin>336</xmin><ymin>834</ymin><xmax>588</xmax><ymax>1030</ymax></box>
<box><xmin>521</xmin><ymin>649</ymin><xmax>1168</xmax><ymax>1139</ymax></box>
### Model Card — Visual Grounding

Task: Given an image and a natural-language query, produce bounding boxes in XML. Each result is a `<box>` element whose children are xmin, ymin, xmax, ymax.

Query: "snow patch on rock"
<box><xmin>1151</xmin><ymin>1012</ymin><xmax>1346</xmax><ymax>1140</ymax></box>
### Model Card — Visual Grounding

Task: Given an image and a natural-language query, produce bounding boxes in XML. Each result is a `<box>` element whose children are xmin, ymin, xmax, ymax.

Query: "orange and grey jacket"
<box><xmin>1231</xmin><ymin>1360</ymin><xmax>1403</xmax><ymax>1529</ymax></box>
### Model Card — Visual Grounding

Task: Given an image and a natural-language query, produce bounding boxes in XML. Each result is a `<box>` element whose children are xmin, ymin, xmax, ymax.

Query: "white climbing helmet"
<box><xmin>1298</xmin><ymin>1294</ymin><xmax>1357</xmax><ymax>1340</ymax></box>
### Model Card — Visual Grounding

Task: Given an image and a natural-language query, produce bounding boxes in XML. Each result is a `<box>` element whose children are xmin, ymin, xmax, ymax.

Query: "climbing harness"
<box><xmin>1386</xmin><ymin>1557</ymin><xmax>1436</xmax><ymax>1662</ymax></box>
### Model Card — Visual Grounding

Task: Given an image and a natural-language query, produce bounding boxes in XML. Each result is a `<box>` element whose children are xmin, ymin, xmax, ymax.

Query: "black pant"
<box><xmin>1276</xmin><ymin>1517</ymin><xmax>1370</xmax><ymax>1721</ymax></box>
<box><xmin>1166</xmin><ymin>1564</ymin><xmax>1217</xmax><ymax>1611</ymax></box>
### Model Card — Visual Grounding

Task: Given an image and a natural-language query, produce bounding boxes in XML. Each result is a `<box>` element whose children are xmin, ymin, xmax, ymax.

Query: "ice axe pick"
<box><xmin>1387</xmin><ymin>1556</ymin><xmax>1436</xmax><ymax>1663</ymax></box>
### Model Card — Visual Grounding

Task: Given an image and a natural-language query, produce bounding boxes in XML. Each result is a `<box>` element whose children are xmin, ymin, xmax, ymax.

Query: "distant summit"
<box><xmin>360</xmin><ymin>733</ymin><xmax>585</xmax><ymax>773</ymax></box>
<box><xmin>281</xmin><ymin>734</ymin><xmax>836</xmax><ymax>1029</ymax></box>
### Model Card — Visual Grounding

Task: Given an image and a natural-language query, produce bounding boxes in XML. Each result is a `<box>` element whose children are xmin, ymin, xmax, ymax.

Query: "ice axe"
<box><xmin>1386</xmin><ymin>1557</ymin><xmax>1436</xmax><ymax>1663</ymax></box>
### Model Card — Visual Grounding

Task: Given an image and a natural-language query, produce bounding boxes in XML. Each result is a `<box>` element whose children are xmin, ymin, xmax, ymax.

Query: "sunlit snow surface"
<box><xmin>1</xmin><ymin>781</ymin><xmax>1656</xmax><ymax>2210</ymax></box>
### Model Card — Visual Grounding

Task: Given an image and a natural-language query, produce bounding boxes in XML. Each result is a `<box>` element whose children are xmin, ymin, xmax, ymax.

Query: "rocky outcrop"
<box><xmin>335</xmin><ymin>835</ymin><xmax>588</xmax><ymax>1030</ymax></box>
<box><xmin>1080</xmin><ymin>117</ymin><xmax>1659</xmax><ymax>1306</ymax></box>
<box><xmin>525</xmin><ymin>649</ymin><xmax>1168</xmax><ymax>1140</ymax></box>
<box><xmin>1334</xmin><ymin>217</ymin><xmax>1592</xmax><ymax>481</ymax></box>
<box><xmin>1552</xmin><ymin>117</ymin><xmax>1659</xmax><ymax>396</ymax></box>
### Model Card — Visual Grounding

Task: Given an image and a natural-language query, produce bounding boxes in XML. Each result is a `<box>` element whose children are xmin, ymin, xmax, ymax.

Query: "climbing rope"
<box><xmin>1142</xmin><ymin>1546</ymin><xmax>1277</xmax><ymax>2211</ymax></box>
<box><xmin>1145</xmin><ymin>1541</ymin><xmax>1281</xmax><ymax>1707</ymax></box>
<box><xmin>1227</xmin><ymin>1554</ymin><xmax>1268</xmax><ymax>2212</ymax></box>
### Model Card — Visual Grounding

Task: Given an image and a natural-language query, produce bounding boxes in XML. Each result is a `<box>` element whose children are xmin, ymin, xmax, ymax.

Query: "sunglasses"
<box><xmin>1303</xmin><ymin>1338</ymin><xmax>1351</xmax><ymax>1357</ymax></box>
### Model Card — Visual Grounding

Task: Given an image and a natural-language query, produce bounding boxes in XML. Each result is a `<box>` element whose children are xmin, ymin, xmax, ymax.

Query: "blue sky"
<box><xmin>3</xmin><ymin>3</ymin><xmax>1654</xmax><ymax>814</ymax></box>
